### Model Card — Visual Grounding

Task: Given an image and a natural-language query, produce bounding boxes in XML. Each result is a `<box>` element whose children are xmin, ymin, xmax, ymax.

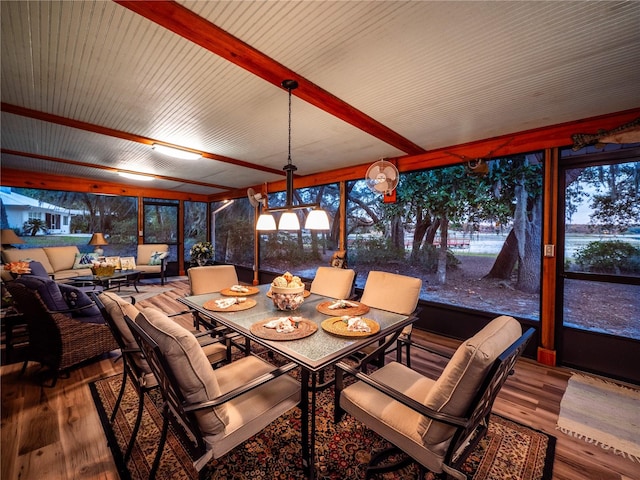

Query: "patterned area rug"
<box><xmin>90</xmin><ymin>371</ymin><xmax>555</xmax><ymax>480</ymax></box>
<box><xmin>557</xmin><ymin>373</ymin><xmax>640</xmax><ymax>462</ymax></box>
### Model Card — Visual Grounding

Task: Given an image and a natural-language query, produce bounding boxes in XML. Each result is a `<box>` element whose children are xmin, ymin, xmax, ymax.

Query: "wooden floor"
<box><xmin>1</xmin><ymin>278</ymin><xmax>638</xmax><ymax>480</ymax></box>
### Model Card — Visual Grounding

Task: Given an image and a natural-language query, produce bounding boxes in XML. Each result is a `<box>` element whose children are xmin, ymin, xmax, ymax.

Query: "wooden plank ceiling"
<box><xmin>1</xmin><ymin>0</ymin><xmax>639</xmax><ymax>199</ymax></box>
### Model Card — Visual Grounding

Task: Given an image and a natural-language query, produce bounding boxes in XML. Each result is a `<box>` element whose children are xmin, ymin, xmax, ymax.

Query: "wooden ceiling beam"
<box><xmin>1</xmin><ymin>149</ymin><xmax>228</xmax><ymax>190</ymax></box>
<box><xmin>1</xmin><ymin>102</ymin><xmax>285</xmax><ymax>178</ymax></box>
<box><xmin>114</xmin><ymin>0</ymin><xmax>426</xmax><ymax>156</ymax></box>
<box><xmin>0</xmin><ymin>168</ymin><xmax>209</xmax><ymax>202</ymax></box>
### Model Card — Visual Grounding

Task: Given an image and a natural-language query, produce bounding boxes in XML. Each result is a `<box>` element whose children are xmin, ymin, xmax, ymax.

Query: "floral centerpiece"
<box><xmin>190</xmin><ymin>241</ymin><xmax>213</xmax><ymax>266</ymax></box>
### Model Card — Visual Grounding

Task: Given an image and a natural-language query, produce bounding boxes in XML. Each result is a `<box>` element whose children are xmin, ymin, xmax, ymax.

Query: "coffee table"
<box><xmin>71</xmin><ymin>270</ymin><xmax>141</xmax><ymax>292</ymax></box>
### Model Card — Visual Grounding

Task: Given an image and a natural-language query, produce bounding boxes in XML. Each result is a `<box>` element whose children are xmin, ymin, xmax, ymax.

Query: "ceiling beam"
<box><xmin>1</xmin><ymin>149</ymin><xmax>229</xmax><ymax>190</ymax></box>
<box><xmin>114</xmin><ymin>0</ymin><xmax>427</xmax><ymax>156</ymax></box>
<box><xmin>1</xmin><ymin>103</ymin><xmax>286</xmax><ymax>178</ymax></box>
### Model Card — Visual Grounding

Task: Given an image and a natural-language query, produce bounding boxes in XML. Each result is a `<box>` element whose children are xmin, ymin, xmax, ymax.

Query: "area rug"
<box><xmin>90</xmin><ymin>373</ymin><xmax>555</xmax><ymax>480</ymax></box>
<box><xmin>557</xmin><ymin>373</ymin><xmax>640</xmax><ymax>462</ymax></box>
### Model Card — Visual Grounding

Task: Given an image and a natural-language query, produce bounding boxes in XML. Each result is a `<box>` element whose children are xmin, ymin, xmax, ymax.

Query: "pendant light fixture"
<box><xmin>256</xmin><ymin>79</ymin><xmax>330</xmax><ymax>232</ymax></box>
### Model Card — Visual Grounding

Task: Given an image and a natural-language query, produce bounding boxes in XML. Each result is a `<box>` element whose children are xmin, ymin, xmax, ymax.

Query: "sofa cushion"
<box><xmin>418</xmin><ymin>315</ymin><xmax>522</xmax><ymax>447</ymax></box>
<box><xmin>135</xmin><ymin>307</ymin><xmax>228</xmax><ymax>435</ymax></box>
<box><xmin>2</xmin><ymin>248</ymin><xmax>55</xmax><ymax>274</ymax></box>
<box><xmin>14</xmin><ymin>275</ymin><xmax>68</xmax><ymax>311</ymax></box>
<box><xmin>44</xmin><ymin>246</ymin><xmax>81</xmax><ymax>272</ymax></box>
<box><xmin>59</xmin><ymin>283</ymin><xmax>102</xmax><ymax>319</ymax></box>
<box><xmin>72</xmin><ymin>252</ymin><xmax>99</xmax><ymax>269</ymax></box>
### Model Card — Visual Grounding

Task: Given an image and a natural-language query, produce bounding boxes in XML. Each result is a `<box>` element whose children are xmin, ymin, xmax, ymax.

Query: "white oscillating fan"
<box><xmin>247</xmin><ymin>188</ymin><xmax>265</xmax><ymax>207</ymax></box>
<box><xmin>365</xmin><ymin>160</ymin><xmax>399</xmax><ymax>195</ymax></box>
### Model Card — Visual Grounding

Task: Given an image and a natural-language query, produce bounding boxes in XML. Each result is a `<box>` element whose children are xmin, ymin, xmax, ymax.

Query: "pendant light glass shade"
<box><xmin>256</xmin><ymin>213</ymin><xmax>277</xmax><ymax>231</ymax></box>
<box><xmin>305</xmin><ymin>209</ymin><xmax>330</xmax><ymax>230</ymax></box>
<box><xmin>278</xmin><ymin>211</ymin><xmax>300</xmax><ymax>230</ymax></box>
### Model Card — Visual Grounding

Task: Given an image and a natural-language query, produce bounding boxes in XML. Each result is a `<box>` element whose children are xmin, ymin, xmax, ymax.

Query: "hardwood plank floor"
<box><xmin>1</xmin><ymin>278</ymin><xmax>638</xmax><ymax>480</ymax></box>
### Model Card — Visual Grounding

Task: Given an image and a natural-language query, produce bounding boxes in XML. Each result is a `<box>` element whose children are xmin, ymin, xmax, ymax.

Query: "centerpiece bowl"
<box><xmin>271</xmin><ymin>284</ymin><xmax>305</xmax><ymax>311</ymax></box>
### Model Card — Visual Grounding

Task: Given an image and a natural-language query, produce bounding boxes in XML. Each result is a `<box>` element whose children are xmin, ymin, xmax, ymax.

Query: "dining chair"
<box><xmin>356</xmin><ymin>271</ymin><xmax>422</xmax><ymax>369</ymax></box>
<box><xmin>335</xmin><ymin>315</ymin><xmax>535</xmax><ymax>479</ymax></box>
<box><xmin>188</xmin><ymin>265</ymin><xmax>239</xmax><ymax>329</ymax></box>
<box><xmin>309</xmin><ymin>266</ymin><xmax>356</xmax><ymax>299</ymax></box>
<box><xmin>92</xmin><ymin>291</ymin><xmax>229</xmax><ymax>465</ymax></box>
<box><xmin>125</xmin><ymin>307</ymin><xmax>300</xmax><ymax>479</ymax></box>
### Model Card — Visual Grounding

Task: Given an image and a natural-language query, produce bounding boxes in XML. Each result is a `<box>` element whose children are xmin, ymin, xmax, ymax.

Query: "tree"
<box><xmin>23</xmin><ymin>218</ymin><xmax>48</xmax><ymax>236</ymax></box>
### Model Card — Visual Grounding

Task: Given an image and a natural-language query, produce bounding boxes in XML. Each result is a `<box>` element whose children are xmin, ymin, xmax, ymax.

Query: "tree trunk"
<box><xmin>485</xmin><ymin>229</ymin><xmax>518</xmax><ymax>279</ymax></box>
<box><xmin>516</xmin><ymin>199</ymin><xmax>542</xmax><ymax>293</ymax></box>
<box><xmin>390</xmin><ymin>215</ymin><xmax>404</xmax><ymax>249</ymax></box>
<box><xmin>437</xmin><ymin>216</ymin><xmax>448</xmax><ymax>284</ymax></box>
<box><xmin>411</xmin><ymin>208</ymin><xmax>431</xmax><ymax>260</ymax></box>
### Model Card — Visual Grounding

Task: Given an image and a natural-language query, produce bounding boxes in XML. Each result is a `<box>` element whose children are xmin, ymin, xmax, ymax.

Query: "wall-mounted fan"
<box><xmin>365</xmin><ymin>160</ymin><xmax>399</xmax><ymax>195</ymax></box>
<box><xmin>247</xmin><ymin>188</ymin><xmax>266</xmax><ymax>208</ymax></box>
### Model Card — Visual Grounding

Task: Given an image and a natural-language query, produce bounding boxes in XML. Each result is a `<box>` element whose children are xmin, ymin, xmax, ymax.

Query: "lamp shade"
<box><xmin>278</xmin><ymin>211</ymin><xmax>300</xmax><ymax>230</ymax></box>
<box><xmin>304</xmin><ymin>209</ymin><xmax>330</xmax><ymax>230</ymax></box>
<box><xmin>1</xmin><ymin>229</ymin><xmax>25</xmax><ymax>245</ymax></box>
<box><xmin>256</xmin><ymin>213</ymin><xmax>277</xmax><ymax>231</ymax></box>
<box><xmin>88</xmin><ymin>233</ymin><xmax>108</xmax><ymax>246</ymax></box>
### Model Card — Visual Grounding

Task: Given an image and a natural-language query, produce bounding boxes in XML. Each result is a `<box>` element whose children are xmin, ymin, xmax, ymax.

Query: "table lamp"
<box><xmin>1</xmin><ymin>229</ymin><xmax>25</xmax><ymax>249</ymax></box>
<box><xmin>88</xmin><ymin>232</ymin><xmax>108</xmax><ymax>256</ymax></box>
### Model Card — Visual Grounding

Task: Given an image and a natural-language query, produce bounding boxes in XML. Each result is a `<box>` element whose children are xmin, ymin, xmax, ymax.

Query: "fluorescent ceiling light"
<box><xmin>118</xmin><ymin>171</ymin><xmax>154</xmax><ymax>181</ymax></box>
<box><xmin>152</xmin><ymin>143</ymin><xmax>201</xmax><ymax>160</ymax></box>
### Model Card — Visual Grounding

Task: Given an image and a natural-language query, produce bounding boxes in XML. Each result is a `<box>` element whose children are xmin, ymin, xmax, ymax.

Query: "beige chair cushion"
<box><xmin>137</xmin><ymin>244</ymin><xmax>168</xmax><ymax>265</ymax></box>
<box><xmin>44</xmin><ymin>246</ymin><xmax>80</xmax><ymax>272</ymax></box>
<box><xmin>419</xmin><ymin>315</ymin><xmax>522</xmax><ymax>446</ymax></box>
<box><xmin>310</xmin><ymin>266</ymin><xmax>356</xmax><ymax>299</ymax></box>
<box><xmin>2</xmin><ymin>248</ymin><xmax>55</xmax><ymax>274</ymax></box>
<box><xmin>135</xmin><ymin>307</ymin><xmax>229</xmax><ymax>434</ymax></box>
<box><xmin>188</xmin><ymin>265</ymin><xmax>238</xmax><ymax>295</ymax></box>
<box><xmin>360</xmin><ymin>271</ymin><xmax>422</xmax><ymax>315</ymax></box>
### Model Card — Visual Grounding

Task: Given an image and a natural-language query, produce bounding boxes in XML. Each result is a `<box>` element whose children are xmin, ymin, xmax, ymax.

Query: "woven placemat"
<box><xmin>250</xmin><ymin>317</ymin><xmax>318</xmax><ymax>341</ymax></box>
<box><xmin>219</xmin><ymin>286</ymin><xmax>260</xmax><ymax>296</ymax></box>
<box><xmin>266</xmin><ymin>289</ymin><xmax>311</xmax><ymax>298</ymax></box>
<box><xmin>203</xmin><ymin>298</ymin><xmax>257</xmax><ymax>312</ymax></box>
<box><xmin>321</xmin><ymin>317</ymin><xmax>380</xmax><ymax>337</ymax></box>
<box><xmin>316</xmin><ymin>300</ymin><xmax>370</xmax><ymax>316</ymax></box>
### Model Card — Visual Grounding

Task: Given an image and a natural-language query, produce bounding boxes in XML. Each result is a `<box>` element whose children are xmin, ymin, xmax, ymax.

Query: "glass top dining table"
<box><xmin>179</xmin><ymin>283</ymin><xmax>416</xmax><ymax>479</ymax></box>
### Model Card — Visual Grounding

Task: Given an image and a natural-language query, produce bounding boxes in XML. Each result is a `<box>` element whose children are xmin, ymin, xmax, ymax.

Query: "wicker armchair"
<box><xmin>6</xmin><ymin>278</ymin><xmax>118</xmax><ymax>386</ymax></box>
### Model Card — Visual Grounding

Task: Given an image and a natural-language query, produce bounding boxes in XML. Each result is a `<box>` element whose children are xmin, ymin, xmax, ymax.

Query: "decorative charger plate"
<box><xmin>219</xmin><ymin>286</ymin><xmax>260</xmax><ymax>296</ymax></box>
<box><xmin>321</xmin><ymin>317</ymin><xmax>380</xmax><ymax>338</ymax></box>
<box><xmin>316</xmin><ymin>300</ymin><xmax>370</xmax><ymax>316</ymax></box>
<box><xmin>203</xmin><ymin>298</ymin><xmax>257</xmax><ymax>312</ymax></box>
<box><xmin>250</xmin><ymin>317</ymin><xmax>318</xmax><ymax>341</ymax></box>
<box><xmin>266</xmin><ymin>289</ymin><xmax>311</xmax><ymax>298</ymax></box>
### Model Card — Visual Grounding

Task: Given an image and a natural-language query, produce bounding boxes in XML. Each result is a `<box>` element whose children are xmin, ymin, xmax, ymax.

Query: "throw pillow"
<box><xmin>27</xmin><ymin>261</ymin><xmax>50</xmax><ymax>278</ymax></box>
<box><xmin>73</xmin><ymin>252</ymin><xmax>99</xmax><ymax>269</ymax></box>
<box><xmin>58</xmin><ymin>283</ymin><xmax>103</xmax><ymax>321</ymax></box>
<box><xmin>105</xmin><ymin>256</ymin><xmax>122</xmax><ymax>269</ymax></box>
<box><xmin>14</xmin><ymin>276</ymin><xmax>68</xmax><ymax>312</ymax></box>
<box><xmin>148</xmin><ymin>251</ymin><xmax>169</xmax><ymax>266</ymax></box>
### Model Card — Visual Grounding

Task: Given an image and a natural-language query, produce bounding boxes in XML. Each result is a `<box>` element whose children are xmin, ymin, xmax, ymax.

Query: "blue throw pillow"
<box><xmin>14</xmin><ymin>276</ymin><xmax>68</xmax><ymax>312</ymax></box>
<box><xmin>58</xmin><ymin>283</ymin><xmax>102</xmax><ymax>319</ymax></box>
<box><xmin>149</xmin><ymin>251</ymin><xmax>169</xmax><ymax>266</ymax></box>
<box><xmin>27</xmin><ymin>261</ymin><xmax>50</xmax><ymax>278</ymax></box>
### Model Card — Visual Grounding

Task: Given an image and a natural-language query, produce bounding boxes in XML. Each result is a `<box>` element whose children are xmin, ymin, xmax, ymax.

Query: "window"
<box><xmin>213</xmin><ymin>198</ymin><xmax>255</xmax><ymax>269</ymax></box>
<box><xmin>346</xmin><ymin>154</ymin><xmax>543</xmax><ymax>321</ymax></box>
<box><xmin>184</xmin><ymin>201</ymin><xmax>208</xmax><ymax>265</ymax></box>
<box><xmin>258</xmin><ymin>183</ymin><xmax>340</xmax><ymax>278</ymax></box>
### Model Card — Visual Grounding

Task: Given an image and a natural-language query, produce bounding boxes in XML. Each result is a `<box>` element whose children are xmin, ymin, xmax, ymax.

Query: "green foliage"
<box><xmin>261</xmin><ymin>234</ymin><xmax>322</xmax><ymax>264</ymax></box>
<box><xmin>349</xmin><ymin>237</ymin><xmax>405</xmax><ymax>265</ymax></box>
<box><xmin>574</xmin><ymin>240</ymin><xmax>640</xmax><ymax>274</ymax></box>
<box><xmin>22</xmin><ymin>218</ymin><xmax>47</xmax><ymax>236</ymax></box>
